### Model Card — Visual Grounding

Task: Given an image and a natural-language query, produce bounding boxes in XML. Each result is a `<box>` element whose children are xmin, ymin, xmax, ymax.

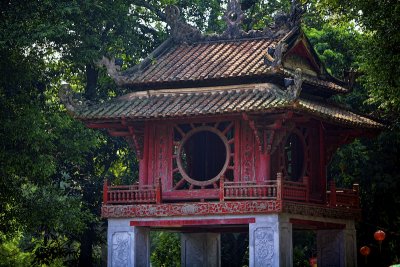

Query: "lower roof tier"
<box><xmin>61</xmin><ymin>83</ymin><xmax>382</xmax><ymax>129</ymax></box>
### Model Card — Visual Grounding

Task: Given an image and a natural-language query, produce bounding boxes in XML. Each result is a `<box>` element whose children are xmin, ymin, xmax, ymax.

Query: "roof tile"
<box><xmin>73</xmin><ymin>84</ymin><xmax>381</xmax><ymax>129</ymax></box>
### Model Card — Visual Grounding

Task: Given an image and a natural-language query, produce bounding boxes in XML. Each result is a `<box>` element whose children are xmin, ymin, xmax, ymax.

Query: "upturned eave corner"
<box><xmin>58</xmin><ymin>83</ymin><xmax>88</xmax><ymax>118</ymax></box>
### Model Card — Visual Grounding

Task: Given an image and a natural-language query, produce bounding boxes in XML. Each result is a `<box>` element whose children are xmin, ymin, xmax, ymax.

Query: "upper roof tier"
<box><xmin>99</xmin><ymin>1</ymin><xmax>349</xmax><ymax>97</ymax></box>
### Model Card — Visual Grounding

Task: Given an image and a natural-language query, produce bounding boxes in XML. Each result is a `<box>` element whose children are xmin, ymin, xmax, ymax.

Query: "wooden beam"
<box><xmin>130</xmin><ymin>218</ymin><xmax>255</xmax><ymax>227</ymax></box>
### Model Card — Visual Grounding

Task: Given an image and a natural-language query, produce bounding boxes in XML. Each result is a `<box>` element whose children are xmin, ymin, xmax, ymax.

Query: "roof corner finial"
<box><xmin>59</xmin><ymin>83</ymin><xmax>89</xmax><ymax>115</ymax></box>
<box><xmin>165</xmin><ymin>5</ymin><xmax>202</xmax><ymax>43</ymax></box>
<box><xmin>223</xmin><ymin>0</ymin><xmax>245</xmax><ymax>39</ymax></box>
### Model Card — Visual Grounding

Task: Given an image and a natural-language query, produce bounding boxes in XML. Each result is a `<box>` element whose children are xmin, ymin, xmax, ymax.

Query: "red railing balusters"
<box><xmin>156</xmin><ymin>177</ymin><xmax>162</xmax><ymax>204</ymax></box>
<box><xmin>219</xmin><ymin>176</ymin><xmax>225</xmax><ymax>202</ymax></box>
<box><xmin>276</xmin><ymin>172</ymin><xmax>282</xmax><ymax>201</ymax></box>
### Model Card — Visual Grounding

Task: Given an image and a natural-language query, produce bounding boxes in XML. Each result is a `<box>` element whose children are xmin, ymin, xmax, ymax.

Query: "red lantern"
<box><xmin>374</xmin><ymin>230</ymin><xmax>386</xmax><ymax>241</ymax></box>
<box><xmin>360</xmin><ymin>246</ymin><xmax>371</xmax><ymax>257</ymax></box>
<box><xmin>374</xmin><ymin>229</ymin><xmax>386</xmax><ymax>252</ymax></box>
<box><xmin>360</xmin><ymin>246</ymin><xmax>371</xmax><ymax>264</ymax></box>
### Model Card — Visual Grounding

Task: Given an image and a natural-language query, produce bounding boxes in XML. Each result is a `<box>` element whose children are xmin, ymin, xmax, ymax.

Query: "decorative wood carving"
<box><xmin>118</xmin><ymin>122</ymin><xmax>144</xmax><ymax>159</ymax></box>
<box><xmin>172</xmin><ymin>121</ymin><xmax>235</xmax><ymax>190</ymax></box>
<box><xmin>241</xmin><ymin>122</ymin><xmax>256</xmax><ymax>181</ymax></box>
<box><xmin>283</xmin><ymin>202</ymin><xmax>361</xmax><ymax>220</ymax></box>
<box><xmin>102</xmin><ymin>200</ymin><xmax>282</xmax><ymax>218</ymax></box>
<box><xmin>243</xmin><ymin>113</ymin><xmax>295</xmax><ymax>154</ymax></box>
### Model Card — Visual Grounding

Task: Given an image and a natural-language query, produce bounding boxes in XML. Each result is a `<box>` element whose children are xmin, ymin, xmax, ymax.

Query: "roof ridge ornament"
<box><xmin>289</xmin><ymin>0</ymin><xmax>305</xmax><ymax>28</ymax></box>
<box><xmin>165</xmin><ymin>5</ymin><xmax>202</xmax><ymax>43</ymax></box>
<box><xmin>264</xmin><ymin>41</ymin><xmax>288</xmax><ymax>68</ymax></box>
<box><xmin>222</xmin><ymin>0</ymin><xmax>245</xmax><ymax>39</ymax></box>
<box><xmin>284</xmin><ymin>68</ymin><xmax>303</xmax><ymax>100</ymax></box>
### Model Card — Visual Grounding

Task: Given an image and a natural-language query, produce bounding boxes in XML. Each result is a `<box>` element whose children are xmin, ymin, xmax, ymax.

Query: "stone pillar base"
<box><xmin>107</xmin><ymin>219</ymin><xmax>150</xmax><ymax>267</ymax></box>
<box><xmin>181</xmin><ymin>233</ymin><xmax>220</xmax><ymax>267</ymax></box>
<box><xmin>249</xmin><ymin>215</ymin><xmax>293</xmax><ymax>267</ymax></box>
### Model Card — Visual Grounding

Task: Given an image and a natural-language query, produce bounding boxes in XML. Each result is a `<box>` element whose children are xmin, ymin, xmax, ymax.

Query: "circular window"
<box><xmin>284</xmin><ymin>132</ymin><xmax>305</xmax><ymax>181</ymax></box>
<box><xmin>177</xmin><ymin>126</ymin><xmax>230</xmax><ymax>186</ymax></box>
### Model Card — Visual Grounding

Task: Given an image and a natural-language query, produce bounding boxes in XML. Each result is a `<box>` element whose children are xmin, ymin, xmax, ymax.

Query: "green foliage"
<box><xmin>0</xmin><ymin>234</ymin><xmax>33</xmax><ymax>267</ymax></box>
<box><xmin>151</xmin><ymin>232</ymin><xmax>181</xmax><ymax>267</ymax></box>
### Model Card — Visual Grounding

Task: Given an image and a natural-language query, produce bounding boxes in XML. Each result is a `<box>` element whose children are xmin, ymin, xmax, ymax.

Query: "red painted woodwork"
<box><xmin>289</xmin><ymin>218</ymin><xmax>345</xmax><ymax>230</ymax></box>
<box><xmin>224</xmin><ymin>180</ymin><xmax>278</xmax><ymax>200</ymax></box>
<box><xmin>100</xmin><ymin>115</ymin><xmax>362</xmax><ymax>222</ymax></box>
<box><xmin>139</xmin><ymin>123</ymin><xmax>150</xmax><ymax>186</ymax></box>
<box><xmin>102</xmin><ymin>200</ymin><xmax>282</xmax><ymax>218</ymax></box>
<box><xmin>240</xmin><ymin>121</ymin><xmax>256</xmax><ymax>182</ymax></box>
<box><xmin>105</xmin><ymin>183</ymin><xmax>157</xmax><ymax>204</ymax></box>
<box><xmin>326</xmin><ymin>181</ymin><xmax>360</xmax><ymax>208</ymax></box>
<box><xmin>162</xmin><ymin>189</ymin><xmax>219</xmax><ymax>200</ymax></box>
<box><xmin>283</xmin><ymin>178</ymin><xmax>309</xmax><ymax>202</ymax></box>
<box><xmin>130</xmin><ymin>218</ymin><xmax>255</xmax><ymax>227</ymax></box>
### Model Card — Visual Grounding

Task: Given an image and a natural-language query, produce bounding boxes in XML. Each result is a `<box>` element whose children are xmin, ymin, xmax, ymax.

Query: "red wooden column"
<box><xmin>319</xmin><ymin>122</ymin><xmax>327</xmax><ymax>202</ymax></box>
<box><xmin>139</xmin><ymin>123</ymin><xmax>150</xmax><ymax>186</ymax></box>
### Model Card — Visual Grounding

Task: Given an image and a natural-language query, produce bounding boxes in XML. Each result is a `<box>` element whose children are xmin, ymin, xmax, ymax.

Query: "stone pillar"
<box><xmin>317</xmin><ymin>230</ymin><xmax>345</xmax><ymax>267</ymax></box>
<box><xmin>107</xmin><ymin>219</ymin><xmax>150</xmax><ymax>267</ymax></box>
<box><xmin>344</xmin><ymin>226</ymin><xmax>357</xmax><ymax>267</ymax></box>
<box><xmin>249</xmin><ymin>215</ymin><xmax>292</xmax><ymax>267</ymax></box>
<box><xmin>181</xmin><ymin>233</ymin><xmax>220</xmax><ymax>267</ymax></box>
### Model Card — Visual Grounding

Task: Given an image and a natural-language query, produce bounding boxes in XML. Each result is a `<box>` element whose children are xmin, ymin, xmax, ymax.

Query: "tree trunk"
<box><xmin>84</xmin><ymin>64</ymin><xmax>98</xmax><ymax>100</ymax></box>
<box><xmin>78</xmin><ymin>222</ymin><xmax>96</xmax><ymax>267</ymax></box>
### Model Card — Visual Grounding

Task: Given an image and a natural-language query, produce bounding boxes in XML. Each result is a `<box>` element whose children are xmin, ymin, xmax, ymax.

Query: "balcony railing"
<box><xmin>103</xmin><ymin>173</ymin><xmax>359</xmax><ymax>209</ymax></box>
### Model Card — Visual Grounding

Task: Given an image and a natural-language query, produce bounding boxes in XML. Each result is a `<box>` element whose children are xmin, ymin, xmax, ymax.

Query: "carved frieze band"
<box><xmin>283</xmin><ymin>202</ymin><xmax>361</xmax><ymax>220</ymax></box>
<box><xmin>102</xmin><ymin>200</ymin><xmax>282</xmax><ymax>218</ymax></box>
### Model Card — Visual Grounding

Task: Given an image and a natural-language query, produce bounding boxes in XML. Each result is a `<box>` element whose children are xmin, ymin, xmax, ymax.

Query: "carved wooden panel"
<box><xmin>149</xmin><ymin>123</ymin><xmax>172</xmax><ymax>190</ymax></box>
<box><xmin>240</xmin><ymin>121</ymin><xmax>256</xmax><ymax>182</ymax></box>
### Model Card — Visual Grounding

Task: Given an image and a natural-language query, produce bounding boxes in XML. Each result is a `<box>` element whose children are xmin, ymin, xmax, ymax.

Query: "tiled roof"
<box><xmin>71</xmin><ymin>83</ymin><xmax>381</xmax><ymax>129</ymax></box>
<box><xmin>109</xmin><ymin>37</ymin><xmax>348</xmax><ymax>94</ymax></box>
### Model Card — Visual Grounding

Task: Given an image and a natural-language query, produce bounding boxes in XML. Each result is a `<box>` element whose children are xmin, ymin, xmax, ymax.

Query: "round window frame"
<box><xmin>176</xmin><ymin>126</ymin><xmax>230</xmax><ymax>187</ymax></box>
<box><xmin>284</xmin><ymin>130</ymin><xmax>306</xmax><ymax>181</ymax></box>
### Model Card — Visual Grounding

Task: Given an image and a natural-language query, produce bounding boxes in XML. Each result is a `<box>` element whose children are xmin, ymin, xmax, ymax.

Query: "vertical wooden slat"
<box><xmin>276</xmin><ymin>172</ymin><xmax>282</xmax><ymax>201</ymax></box>
<box><xmin>219</xmin><ymin>175</ymin><xmax>225</xmax><ymax>202</ymax></box>
<box><xmin>156</xmin><ymin>177</ymin><xmax>162</xmax><ymax>204</ymax></box>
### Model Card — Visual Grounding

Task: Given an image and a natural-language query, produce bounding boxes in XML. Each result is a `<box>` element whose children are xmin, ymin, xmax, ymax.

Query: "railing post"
<box><xmin>329</xmin><ymin>180</ymin><xmax>337</xmax><ymax>207</ymax></box>
<box><xmin>219</xmin><ymin>175</ymin><xmax>225</xmax><ymax>202</ymax></box>
<box><xmin>277</xmin><ymin>172</ymin><xmax>283</xmax><ymax>201</ymax></box>
<box><xmin>353</xmin><ymin>183</ymin><xmax>360</xmax><ymax>207</ymax></box>
<box><xmin>103</xmin><ymin>179</ymin><xmax>108</xmax><ymax>205</ymax></box>
<box><xmin>303</xmin><ymin>176</ymin><xmax>309</xmax><ymax>202</ymax></box>
<box><xmin>156</xmin><ymin>177</ymin><xmax>162</xmax><ymax>204</ymax></box>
